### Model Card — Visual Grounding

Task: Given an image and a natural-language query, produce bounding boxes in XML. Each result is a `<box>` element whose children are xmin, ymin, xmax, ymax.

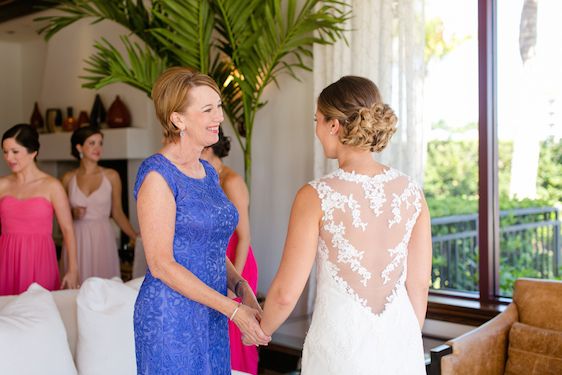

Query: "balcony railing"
<box><xmin>430</xmin><ymin>207</ymin><xmax>561</xmax><ymax>296</ymax></box>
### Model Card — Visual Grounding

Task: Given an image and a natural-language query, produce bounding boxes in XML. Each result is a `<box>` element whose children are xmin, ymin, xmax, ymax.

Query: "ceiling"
<box><xmin>0</xmin><ymin>0</ymin><xmax>51</xmax><ymax>42</ymax></box>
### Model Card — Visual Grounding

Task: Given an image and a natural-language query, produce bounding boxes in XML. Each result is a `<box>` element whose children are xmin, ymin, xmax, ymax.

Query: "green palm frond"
<box><xmin>213</xmin><ymin>0</ymin><xmax>349</xmax><ymax>141</ymax></box>
<box><xmin>37</xmin><ymin>0</ymin><xmax>161</xmax><ymax>48</ymax></box>
<box><xmin>150</xmin><ymin>0</ymin><xmax>213</xmax><ymax>73</ymax></box>
<box><xmin>212</xmin><ymin>0</ymin><xmax>263</xmax><ymax>61</ymax></box>
<box><xmin>249</xmin><ymin>0</ymin><xmax>349</xmax><ymax>88</ymax></box>
<box><xmin>81</xmin><ymin>36</ymin><xmax>167</xmax><ymax>96</ymax></box>
<box><xmin>210</xmin><ymin>57</ymin><xmax>245</xmax><ymax>145</ymax></box>
<box><xmin>37</xmin><ymin>0</ymin><xmax>350</xmax><ymax>186</ymax></box>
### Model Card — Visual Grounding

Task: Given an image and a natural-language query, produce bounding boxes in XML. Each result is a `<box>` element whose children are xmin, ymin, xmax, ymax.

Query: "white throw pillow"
<box><xmin>125</xmin><ymin>276</ymin><xmax>144</xmax><ymax>290</ymax></box>
<box><xmin>0</xmin><ymin>283</ymin><xmax>77</xmax><ymax>375</ymax></box>
<box><xmin>76</xmin><ymin>277</ymin><xmax>138</xmax><ymax>375</ymax></box>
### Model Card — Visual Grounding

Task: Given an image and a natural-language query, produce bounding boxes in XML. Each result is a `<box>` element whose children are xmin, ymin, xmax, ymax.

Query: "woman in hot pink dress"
<box><xmin>0</xmin><ymin>124</ymin><xmax>79</xmax><ymax>295</ymax></box>
<box><xmin>202</xmin><ymin>127</ymin><xmax>259</xmax><ymax>375</ymax></box>
<box><xmin>62</xmin><ymin>127</ymin><xmax>138</xmax><ymax>282</ymax></box>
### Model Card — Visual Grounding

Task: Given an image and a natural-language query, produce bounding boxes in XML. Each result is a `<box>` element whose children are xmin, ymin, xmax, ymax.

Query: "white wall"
<box><xmin>37</xmin><ymin>18</ymin><xmax>154</xmax><ymax>129</ymax></box>
<box><xmin>0</xmin><ymin>12</ymin><xmax>314</xmax><ymax>300</ymax></box>
<box><xmin>0</xmin><ymin>13</ymin><xmax>161</xmax><ymax>232</ymax></box>
<box><xmin>20</xmin><ymin>38</ymin><xmax>46</xmax><ymax>125</ymax></box>
<box><xmin>0</xmin><ymin>41</ymin><xmax>23</xmax><ymax>176</ymax></box>
<box><xmin>249</xmin><ymin>76</ymin><xmax>315</xmax><ymax>294</ymax></box>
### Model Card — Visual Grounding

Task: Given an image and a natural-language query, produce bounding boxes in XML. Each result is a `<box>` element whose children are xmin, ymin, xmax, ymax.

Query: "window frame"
<box><xmin>427</xmin><ymin>0</ymin><xmax>505</xmax><ymax>324</ymax></box>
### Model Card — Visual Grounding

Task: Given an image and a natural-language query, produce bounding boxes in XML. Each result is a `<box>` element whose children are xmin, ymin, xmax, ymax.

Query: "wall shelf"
<box><xmin>39</xmin><ymin>127</ymin><xmax>153</xmax><ymax>161</ymax></box>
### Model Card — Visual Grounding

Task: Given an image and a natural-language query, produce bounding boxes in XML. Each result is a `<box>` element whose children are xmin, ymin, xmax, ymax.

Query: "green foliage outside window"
<box><xmin>425</xmin><ymin>136</ymin><xmax>562</xmax><ymax>295</ymax></box>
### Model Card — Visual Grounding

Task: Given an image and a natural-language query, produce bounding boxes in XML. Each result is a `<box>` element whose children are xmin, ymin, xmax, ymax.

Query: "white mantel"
<box><xmin>39</xmin><ymin>127</ymin><xmax>153</xmax><ymax>161</ymax></box>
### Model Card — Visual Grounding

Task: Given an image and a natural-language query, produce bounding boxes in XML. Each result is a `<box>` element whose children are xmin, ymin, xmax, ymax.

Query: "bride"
<box><xmin>255</xmin><ymin>76</ymin><xmax>432</xmax><ymax>374</ymax></box>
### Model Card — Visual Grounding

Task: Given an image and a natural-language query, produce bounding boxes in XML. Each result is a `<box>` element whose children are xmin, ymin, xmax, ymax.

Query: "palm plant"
<box><xmin>38</xmin><ymin>0</ymin><xmax>349</xmax><ymax>186</ymax></box>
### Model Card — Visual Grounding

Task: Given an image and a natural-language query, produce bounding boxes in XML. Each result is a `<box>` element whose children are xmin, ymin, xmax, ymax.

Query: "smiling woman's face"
<box><xmin>78</xmin><ymin>133</ymin><xmax>104</xmax><ymax>162</ymax></box>
<box><xmin>177</xmin><ymin>85</ymin><xmax>224</xmax><ymax>148</ymax></box>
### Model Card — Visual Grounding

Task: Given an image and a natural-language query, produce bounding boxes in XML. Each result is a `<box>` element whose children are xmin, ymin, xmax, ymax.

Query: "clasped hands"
<box><xmin>230</xmin><ymin>283</ymin><xmax>271</xmax><ymax>347</ymax></box>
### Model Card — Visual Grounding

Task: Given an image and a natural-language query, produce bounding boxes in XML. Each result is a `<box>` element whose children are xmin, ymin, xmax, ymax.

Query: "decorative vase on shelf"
<box><xmin>62</xmin><ymin>107</ymin><xmax>76</xmax><ymax>132</ymax></box>
<box><xmin>107</xmin><ymin>95</ymin><xmax>131</xmax><ymax>128</ymax></box>
<box><xmin>45</xmin><ymin>108</ymin><xmax>62</xmax><ymax>133</ymax></box>
<box><xmin>90</xmin><ymin>94</ymin><xmax>106</xmax><ymax>128</ymax></box>
<box><xmin>30</xmin><ymin>102</ymin><xmax>44</xmax><ymax>133</ymax></box>
<box><xmin>77</xmin><ymin>111</ymin><xmax>90</xmax><ymax>128</ymax></box>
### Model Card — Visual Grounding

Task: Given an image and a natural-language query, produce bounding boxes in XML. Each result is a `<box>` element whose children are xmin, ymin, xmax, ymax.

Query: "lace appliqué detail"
<box><xmin>388</xmin><ymin>178</ymin><xmax>419</xmax><ymax>228</ymax></box>
<box><xmin>331</xmin><ymin>168</ymin><xmax>401</xmax><ymax>216</ymax></box>
<box><xmin>309</xmin><ymin>170</ymin><xmax>424</xmax><ymax>317</ymax></box>
<box><xmin>381</xmin><ymin>180</ymin><xmax>423</xmax><ymax>285</ymax></box>
<box><xmin>310</xmin><ymin>181</ymin><xmax>371</xmax><ymax>286</ymax></box>
<box><xmin>317</xmin><ymin>239</ymin><xmax>370</xmax><ymax>312</ymax></box>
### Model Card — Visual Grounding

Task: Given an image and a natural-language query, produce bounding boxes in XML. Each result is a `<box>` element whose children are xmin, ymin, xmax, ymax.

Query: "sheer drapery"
<box><xmin>313</xmin><ymin>0</ymin><xmax>426</xmax><ymax>183</ymax></box>
<box><xmin>308</xmin><ymin>0</ymin><xmax>426</xmax><ymax>313</ymax></box>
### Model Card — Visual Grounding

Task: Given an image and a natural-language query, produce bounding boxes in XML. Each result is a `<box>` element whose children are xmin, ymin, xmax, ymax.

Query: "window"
<box><xmin>496</xmin><ymin>0</ymin><xmax>562</xmax><ymax>297</ymax></box>
<box><xmin>424</xmin><ymin>0</ymin><xmax>480</xmax><ymax>294</ymax></box>
<box><xmin>425</xmin><ymin>0</ymin><xmax>561</xmax><ymax>305</ymax></box>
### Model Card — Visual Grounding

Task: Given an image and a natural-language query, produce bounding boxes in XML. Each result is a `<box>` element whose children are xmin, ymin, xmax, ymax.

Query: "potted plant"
<box><xmin>38</xmin><ymin>0</ymin><xmax>349</xmax><ymax>187</ymax></box>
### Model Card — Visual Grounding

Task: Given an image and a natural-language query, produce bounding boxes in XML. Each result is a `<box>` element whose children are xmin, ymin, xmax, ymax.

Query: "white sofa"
<box><xmin>0</xmin><ymin>278</ymin><xmax>249</xmax><ymax>375</ymax></box>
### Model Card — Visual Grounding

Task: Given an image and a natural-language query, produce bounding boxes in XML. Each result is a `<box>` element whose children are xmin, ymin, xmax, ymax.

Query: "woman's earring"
<box><xmin>79</xmin><ymin>151</ymin><xmax>83</xmax><ymax>159</ymax></box>
<box><xmin>180</xmin><ymin>129</ymin><xmax>186</xmax><ymax>137</ymax></box>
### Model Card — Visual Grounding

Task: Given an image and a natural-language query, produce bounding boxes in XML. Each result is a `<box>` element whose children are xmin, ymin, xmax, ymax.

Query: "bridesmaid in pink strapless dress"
<box><xmin>0</xmin><ymin>196</ymin><xmax>60</xmax><ymax>295</ymax></box>
<box><xmin>1</xmin><ymin>124</ymin><xmax>79</xmax><ymax>295</ymax></box>
<box><xmin>67</xmin><ymin>173</ymin><xmax>120</xmax><ymax>281</ymax></box>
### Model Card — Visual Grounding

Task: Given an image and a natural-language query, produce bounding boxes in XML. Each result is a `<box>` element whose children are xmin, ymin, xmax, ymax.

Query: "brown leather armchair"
<box><xmin>430</xmin><ymin>278</ymin><xmax>562</xmax><ymax>375</ymax></box>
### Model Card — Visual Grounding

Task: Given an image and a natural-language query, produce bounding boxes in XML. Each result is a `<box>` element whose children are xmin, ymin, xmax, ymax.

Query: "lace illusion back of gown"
<box><xmin>302</xmin><ymin>168</ymin><xmax>426</xmax><ymax>375</ymax></box>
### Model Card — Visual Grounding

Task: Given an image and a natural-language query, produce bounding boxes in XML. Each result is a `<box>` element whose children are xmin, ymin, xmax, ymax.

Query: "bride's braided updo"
<box><xmin>317</xmin><ymin>76</ymin><xmax>397</xmax><ymax>152</ymax></box>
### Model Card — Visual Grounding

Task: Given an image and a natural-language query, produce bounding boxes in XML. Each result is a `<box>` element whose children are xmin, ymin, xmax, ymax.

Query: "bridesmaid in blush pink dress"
<box><xmin>202</xmin><ymin>127</ymin><xmax>259</xmax><ymax>375</ymax></box>
<box><xmin>0</xmin><ymin>124</ymin><xmax>79</xmax><ymax>295</ymax></box>
<box><xmin>62</xmin><ymin>127</ymin><xmax>138</xmax><ymax>283</ymax></box>
<box><xmin>66</xmin><ymin>172</ymin><xmax>120</xmax><ymax>280</ymax></box>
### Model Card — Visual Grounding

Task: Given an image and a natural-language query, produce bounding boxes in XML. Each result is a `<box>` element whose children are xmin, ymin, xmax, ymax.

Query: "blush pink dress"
<box><xmin>226</xmin><ymin>231</ymin><xmax>259</xmax><ymax>375</ymax></box>
<box><xmin>66</xmin><ymin>174</ymin><xmax>120</xmax><ymax>282</ymax></box>
<box><xmin>0</xmin><ymin>196</ymin><xmax>60</xmax><ymax>295</ymax></box>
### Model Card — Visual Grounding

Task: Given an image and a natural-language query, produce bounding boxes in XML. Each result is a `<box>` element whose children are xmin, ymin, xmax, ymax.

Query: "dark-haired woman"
<box><xmin>201</xmin><ymin>127</ymin><xmax>259</xmax><ymax>375</ymax></box>
<box><xmin>0</xmin><ymin>124</ymin><xmax>79</xmax><ymax>295</ymax></box>
<box><xmin>62</xmin><ymin>126</ymin><xmax>138</xmax><ymax>283</ymax></box>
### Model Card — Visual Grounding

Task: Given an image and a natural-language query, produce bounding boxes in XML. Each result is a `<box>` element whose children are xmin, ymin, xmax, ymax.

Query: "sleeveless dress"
<box><xmin>0</xmin><ymin>196</ymin><xmax>60</xmax><ymax>295</ymax></box>
<box><xmin>226</xmin><ymin>232</ymin><xmax>259</xmax><ymax>375</ymax></box>
<box><xmin>302</xmin><ymin>168</ymin><xmax>426</xmax><ymax>375</ymax></box>
<box><xmin>133</xmin><ymin>154</ymin><xmax>238</xmax><ymax>375</ymax></box>
<box><xmin>67</xmin><ymin>173</ymin><xmax>120</xmax><ymax>282</ymax></box>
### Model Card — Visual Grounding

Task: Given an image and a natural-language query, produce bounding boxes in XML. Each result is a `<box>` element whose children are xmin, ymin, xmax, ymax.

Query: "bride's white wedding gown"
<box><xmin>302</xmin><ymin>168</ymin><xmax>426</xmax><ymax>375</ymax></box>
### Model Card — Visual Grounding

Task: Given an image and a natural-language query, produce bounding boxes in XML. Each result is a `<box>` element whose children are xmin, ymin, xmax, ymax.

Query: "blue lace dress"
<box><xmin>133</xmin><ymin>154</ymin><xmax>238</xmax><ymax>375</ymax></box>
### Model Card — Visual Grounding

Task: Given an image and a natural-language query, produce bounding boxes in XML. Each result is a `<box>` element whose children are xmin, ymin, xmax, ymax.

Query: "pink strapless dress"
<box><xmin>227</xmin><ymin>231</ymin><xmax>259</xmax><ymax>375</ymax></box>
<box><xmin>65</xmin><ymin>174</ymin><xmax>120</xmax><ymax>283</ymax></box>
<box><xmin>0</xmin><ymin>196</ymin><xmax>60</xmax><ymax>295</ymax></box>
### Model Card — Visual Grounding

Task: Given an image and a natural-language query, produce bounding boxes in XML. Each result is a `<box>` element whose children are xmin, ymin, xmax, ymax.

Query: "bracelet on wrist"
<box><xmin>229</xmin><ymin>302</ymin><xmax>241</xmax><ymax>321</ymax></box>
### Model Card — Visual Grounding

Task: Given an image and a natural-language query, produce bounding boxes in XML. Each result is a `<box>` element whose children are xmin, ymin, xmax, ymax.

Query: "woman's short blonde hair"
<box><xmin>317</xmin><ymin>76</ymin><xmax>397</xmax><ymax>152</ymax></box>
<box><xmin>152</xmin><ymin>67</ymin><xmax>221</xmax><ymax>142</ymax></box>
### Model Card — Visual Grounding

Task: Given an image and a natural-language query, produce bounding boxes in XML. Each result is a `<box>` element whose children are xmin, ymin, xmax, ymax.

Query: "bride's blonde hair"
<box><xmin>317</xmin><ymin>76</ymin><xmax>397</xmax><ymax>152</ymax></box>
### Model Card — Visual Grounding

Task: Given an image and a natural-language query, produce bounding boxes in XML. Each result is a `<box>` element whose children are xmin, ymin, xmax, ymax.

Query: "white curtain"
<box><xmin>313</xmin><ymin>0</ymin><xmax>426</xmax><ymax>182</ymax></box>
<box><xmin>307</xmin><ymin>0</ymin><xmax>426</xmax><ymax>313</ymax></box>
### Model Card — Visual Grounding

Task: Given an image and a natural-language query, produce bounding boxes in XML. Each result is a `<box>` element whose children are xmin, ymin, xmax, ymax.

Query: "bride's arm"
<box><xmin>260</xmin><ymin>185</ymin><xmax>321</xmax><ymax>336</ymax></box>
<box><xmin>406</xmin><ymin>196</ymin><xmax>433</xmax><ymax>328</ymax></box>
